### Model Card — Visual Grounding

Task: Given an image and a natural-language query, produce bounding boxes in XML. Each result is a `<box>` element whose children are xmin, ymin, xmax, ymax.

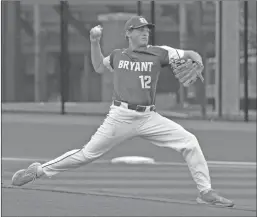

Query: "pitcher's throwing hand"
<box><xmin>90</xmin><ymin>25</ymin><xmax>102</xmax><ymax>42</ymax></box>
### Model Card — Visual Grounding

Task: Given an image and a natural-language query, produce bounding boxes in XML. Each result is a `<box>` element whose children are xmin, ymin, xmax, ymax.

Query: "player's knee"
<box><xmin>184</xmin><ymin>131</ymin><xmax>199</xmax><ymax>149</ymax></box>
<box><xmin>190</xmin><ymin>133</ymin><xmax>199</xmax><ymax>144</ymax></box>
<box><xmin>181</xmin><ymin>132</ymin><xmax>205</xmax><ymax>162</ymax></box>
<box><xmin>81</xmin><ymin>148</ymin><xmax>103</xmax><ymax>162</ymax></box>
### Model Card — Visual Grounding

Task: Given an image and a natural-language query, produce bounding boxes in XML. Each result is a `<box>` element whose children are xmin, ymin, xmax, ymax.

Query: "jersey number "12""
<box><xmin>139</xmin><ymin>75</ymin><xmax>151</xmax><ymax>89</ymax></box>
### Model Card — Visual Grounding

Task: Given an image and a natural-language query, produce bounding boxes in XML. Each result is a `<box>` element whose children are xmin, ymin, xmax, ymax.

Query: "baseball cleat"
<box><xmin>12</xmin><ymin>162</ymin><xmax>44</xmax><ymax>186</ymax></box>
<box><xmin>196</xmin><ymin>189</ymin><xmax>234</xmax><ymax>207</ymax></box>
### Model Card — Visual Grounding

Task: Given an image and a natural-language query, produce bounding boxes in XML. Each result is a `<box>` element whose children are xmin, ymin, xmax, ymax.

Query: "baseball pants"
<box><xmin>41</xmin><ymin>102</ymin><xmax>211</xmax><ymax>193</ymax></box>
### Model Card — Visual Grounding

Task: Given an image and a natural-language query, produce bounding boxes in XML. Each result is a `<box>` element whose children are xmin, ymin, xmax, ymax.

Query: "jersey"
<box><xmin>103</xmin><ymin>45</ymin><xmax>184</xmax><ymax>106</ymax></box>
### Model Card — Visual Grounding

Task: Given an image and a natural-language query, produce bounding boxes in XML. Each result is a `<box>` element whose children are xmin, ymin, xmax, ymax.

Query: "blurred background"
<box><xmin>1</xmin><ymin>0</ymin><xmax>257</xmax><ymax>121</ymax></box>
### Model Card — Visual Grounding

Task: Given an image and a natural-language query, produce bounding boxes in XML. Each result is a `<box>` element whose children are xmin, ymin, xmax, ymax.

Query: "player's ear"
<box><xmin>125</xmin><ymin>30</ymin><xmax>131</xmax><ymax>39</ymax></box>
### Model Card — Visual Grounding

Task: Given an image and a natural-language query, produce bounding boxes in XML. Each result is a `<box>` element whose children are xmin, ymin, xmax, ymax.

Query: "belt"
<box><xmin>113</xmin><ymin>100</ymin><xmax>156</xmax><ymax>112</ymax></box>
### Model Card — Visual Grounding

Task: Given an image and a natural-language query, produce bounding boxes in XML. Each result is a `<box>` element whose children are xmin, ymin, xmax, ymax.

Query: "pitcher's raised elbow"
<box><xmin>94</xmin><ymin>64</ymin><xmax>105</xmax><ymax>74</ymax></box>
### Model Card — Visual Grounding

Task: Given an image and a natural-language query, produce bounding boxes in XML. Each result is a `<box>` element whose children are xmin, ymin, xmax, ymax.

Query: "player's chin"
<box><xmin>140</xmin><ymin>39</ymin><xmax>148</xmax><ymax>46</ymax></box>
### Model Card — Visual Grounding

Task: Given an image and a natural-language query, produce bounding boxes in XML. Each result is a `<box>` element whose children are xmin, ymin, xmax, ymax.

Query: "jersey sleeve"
<box><xmin>103</xmin><ymin>54</ymin><xmax>114</xmax><ymax>72</ymax></box>
<box><xmin>103</xmin><ymin>55</ymin><xmax>113</xmax><ymax>72</ymax></box>
<box><xmin>103</xmin><ymin>50</ymin><xmax>118</xmax><ymax>72</ymax></box>
<box><xmin>158</xmin><ymin>45</ymin><xmax>185</xmax><ymax>67</ymax></box>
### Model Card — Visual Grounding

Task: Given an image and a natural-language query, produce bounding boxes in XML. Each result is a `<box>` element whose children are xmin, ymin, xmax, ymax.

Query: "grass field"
<box><xmin>1</xmin><ymin>113</ymin><xmax>256</xmax><ymax>216</ymax></box>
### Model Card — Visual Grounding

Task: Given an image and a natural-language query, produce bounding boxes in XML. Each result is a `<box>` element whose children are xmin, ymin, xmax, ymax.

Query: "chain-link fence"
<box><xmin>1</xmin><ymin>1</ymin><xmax>256</xmax><ymax>120</ymax></box>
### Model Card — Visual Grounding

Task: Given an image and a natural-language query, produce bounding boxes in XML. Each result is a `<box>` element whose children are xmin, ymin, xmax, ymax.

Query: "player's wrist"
<box><xmin>90</xmin><ymin>39</ymin><xmax>100</xmax><ymax>45</ymax></box>
<box><xmin>184</xmin><ymin>51</ymin><xmax>203</xmax><ymax>65</ymax></box>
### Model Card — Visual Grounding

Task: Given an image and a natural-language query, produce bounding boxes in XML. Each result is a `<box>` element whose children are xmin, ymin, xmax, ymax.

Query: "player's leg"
<box><xmin>41</xmin><ymin>115</ymin><xmax>133</xmax><ymax>177</ymax></box>
<box><xmin>11</xmin><ymin>105</ymin><xmax>137</xmax><ymax>186</ymax></box>
<box><xmin>138</xmin><ymin>112</ymin><xmax>234</xmax><ymax>207</ymax></box>
<box><xmin>139</xmin><ymin>112</ymin><xmax>211</xmax><ymax>192</ymax></box>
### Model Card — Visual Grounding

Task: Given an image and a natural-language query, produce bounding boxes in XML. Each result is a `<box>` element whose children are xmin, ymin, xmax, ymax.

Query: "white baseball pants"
<box><xmin>41</xmin><ymin>103</ymin><xmax>211</xmax><ymax>193</ymax></box>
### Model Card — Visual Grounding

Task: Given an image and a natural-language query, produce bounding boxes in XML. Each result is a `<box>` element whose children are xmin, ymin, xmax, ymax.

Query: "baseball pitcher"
<box><xmin>12</xmin><ymin>16</ymin><xmax>234</xmax><ymax>207</ymax></box>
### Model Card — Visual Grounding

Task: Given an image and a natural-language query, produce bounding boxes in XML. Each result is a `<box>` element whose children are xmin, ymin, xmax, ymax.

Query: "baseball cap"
<box><xmin>124</xmin><ymin>16</ymin><xmax>155</xmax><ymax>31</ymax></box>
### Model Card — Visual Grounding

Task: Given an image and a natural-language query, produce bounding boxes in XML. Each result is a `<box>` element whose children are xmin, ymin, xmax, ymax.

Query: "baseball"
<box><xmin>91</xmin><ymin>25</ymin><xmax>102</xmax><ymax>36</ymax></box>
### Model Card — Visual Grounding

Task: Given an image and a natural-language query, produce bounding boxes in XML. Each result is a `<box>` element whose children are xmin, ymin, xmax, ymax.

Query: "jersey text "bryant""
<box><xmin>118</xmin><ymin>60</ymin><xmax>154</xmax><ymax>72</ymax></box>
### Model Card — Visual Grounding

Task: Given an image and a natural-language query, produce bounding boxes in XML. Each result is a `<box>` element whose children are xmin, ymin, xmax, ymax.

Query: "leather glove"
<box><xmin>171</xmin><ymin>59</ymin><xmax>204</xmax><ymax>87</ymax></box>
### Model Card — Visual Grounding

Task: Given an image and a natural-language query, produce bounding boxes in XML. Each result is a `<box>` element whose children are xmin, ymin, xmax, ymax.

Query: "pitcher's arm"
<box><xmin>90</xmin><ymin>41</ymin><xmax>106</xmax><ymax>74</ymax></box>
<box><xmin>159</xmin><ymin>46</ymin><xmax>203</xmax><ymax>66</ymax></box>
<box><xmin>90</xmin><ymin>25</ymin><xmax>112</xmax><ymax>73</ymax></box>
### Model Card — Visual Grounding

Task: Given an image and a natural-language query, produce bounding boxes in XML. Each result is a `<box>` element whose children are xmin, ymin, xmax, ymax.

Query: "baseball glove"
<box><xmin>171</xmin><ymin>59</ymin><xmax>204</xmax><ymax>87</ymax></box>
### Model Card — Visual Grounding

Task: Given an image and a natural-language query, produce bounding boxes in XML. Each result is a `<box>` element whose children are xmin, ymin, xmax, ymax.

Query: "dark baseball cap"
<box><xmin>124</xmin><ymin>16</ymin><xmax>155</xmax><ymax>31</ymax></box>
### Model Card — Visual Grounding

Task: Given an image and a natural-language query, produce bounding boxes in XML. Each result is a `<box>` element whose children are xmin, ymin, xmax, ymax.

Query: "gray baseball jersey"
<box><xmin>103</xmin><ymin>45</ymin><xmax>184</xmax><ymax>105</ymax></box>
